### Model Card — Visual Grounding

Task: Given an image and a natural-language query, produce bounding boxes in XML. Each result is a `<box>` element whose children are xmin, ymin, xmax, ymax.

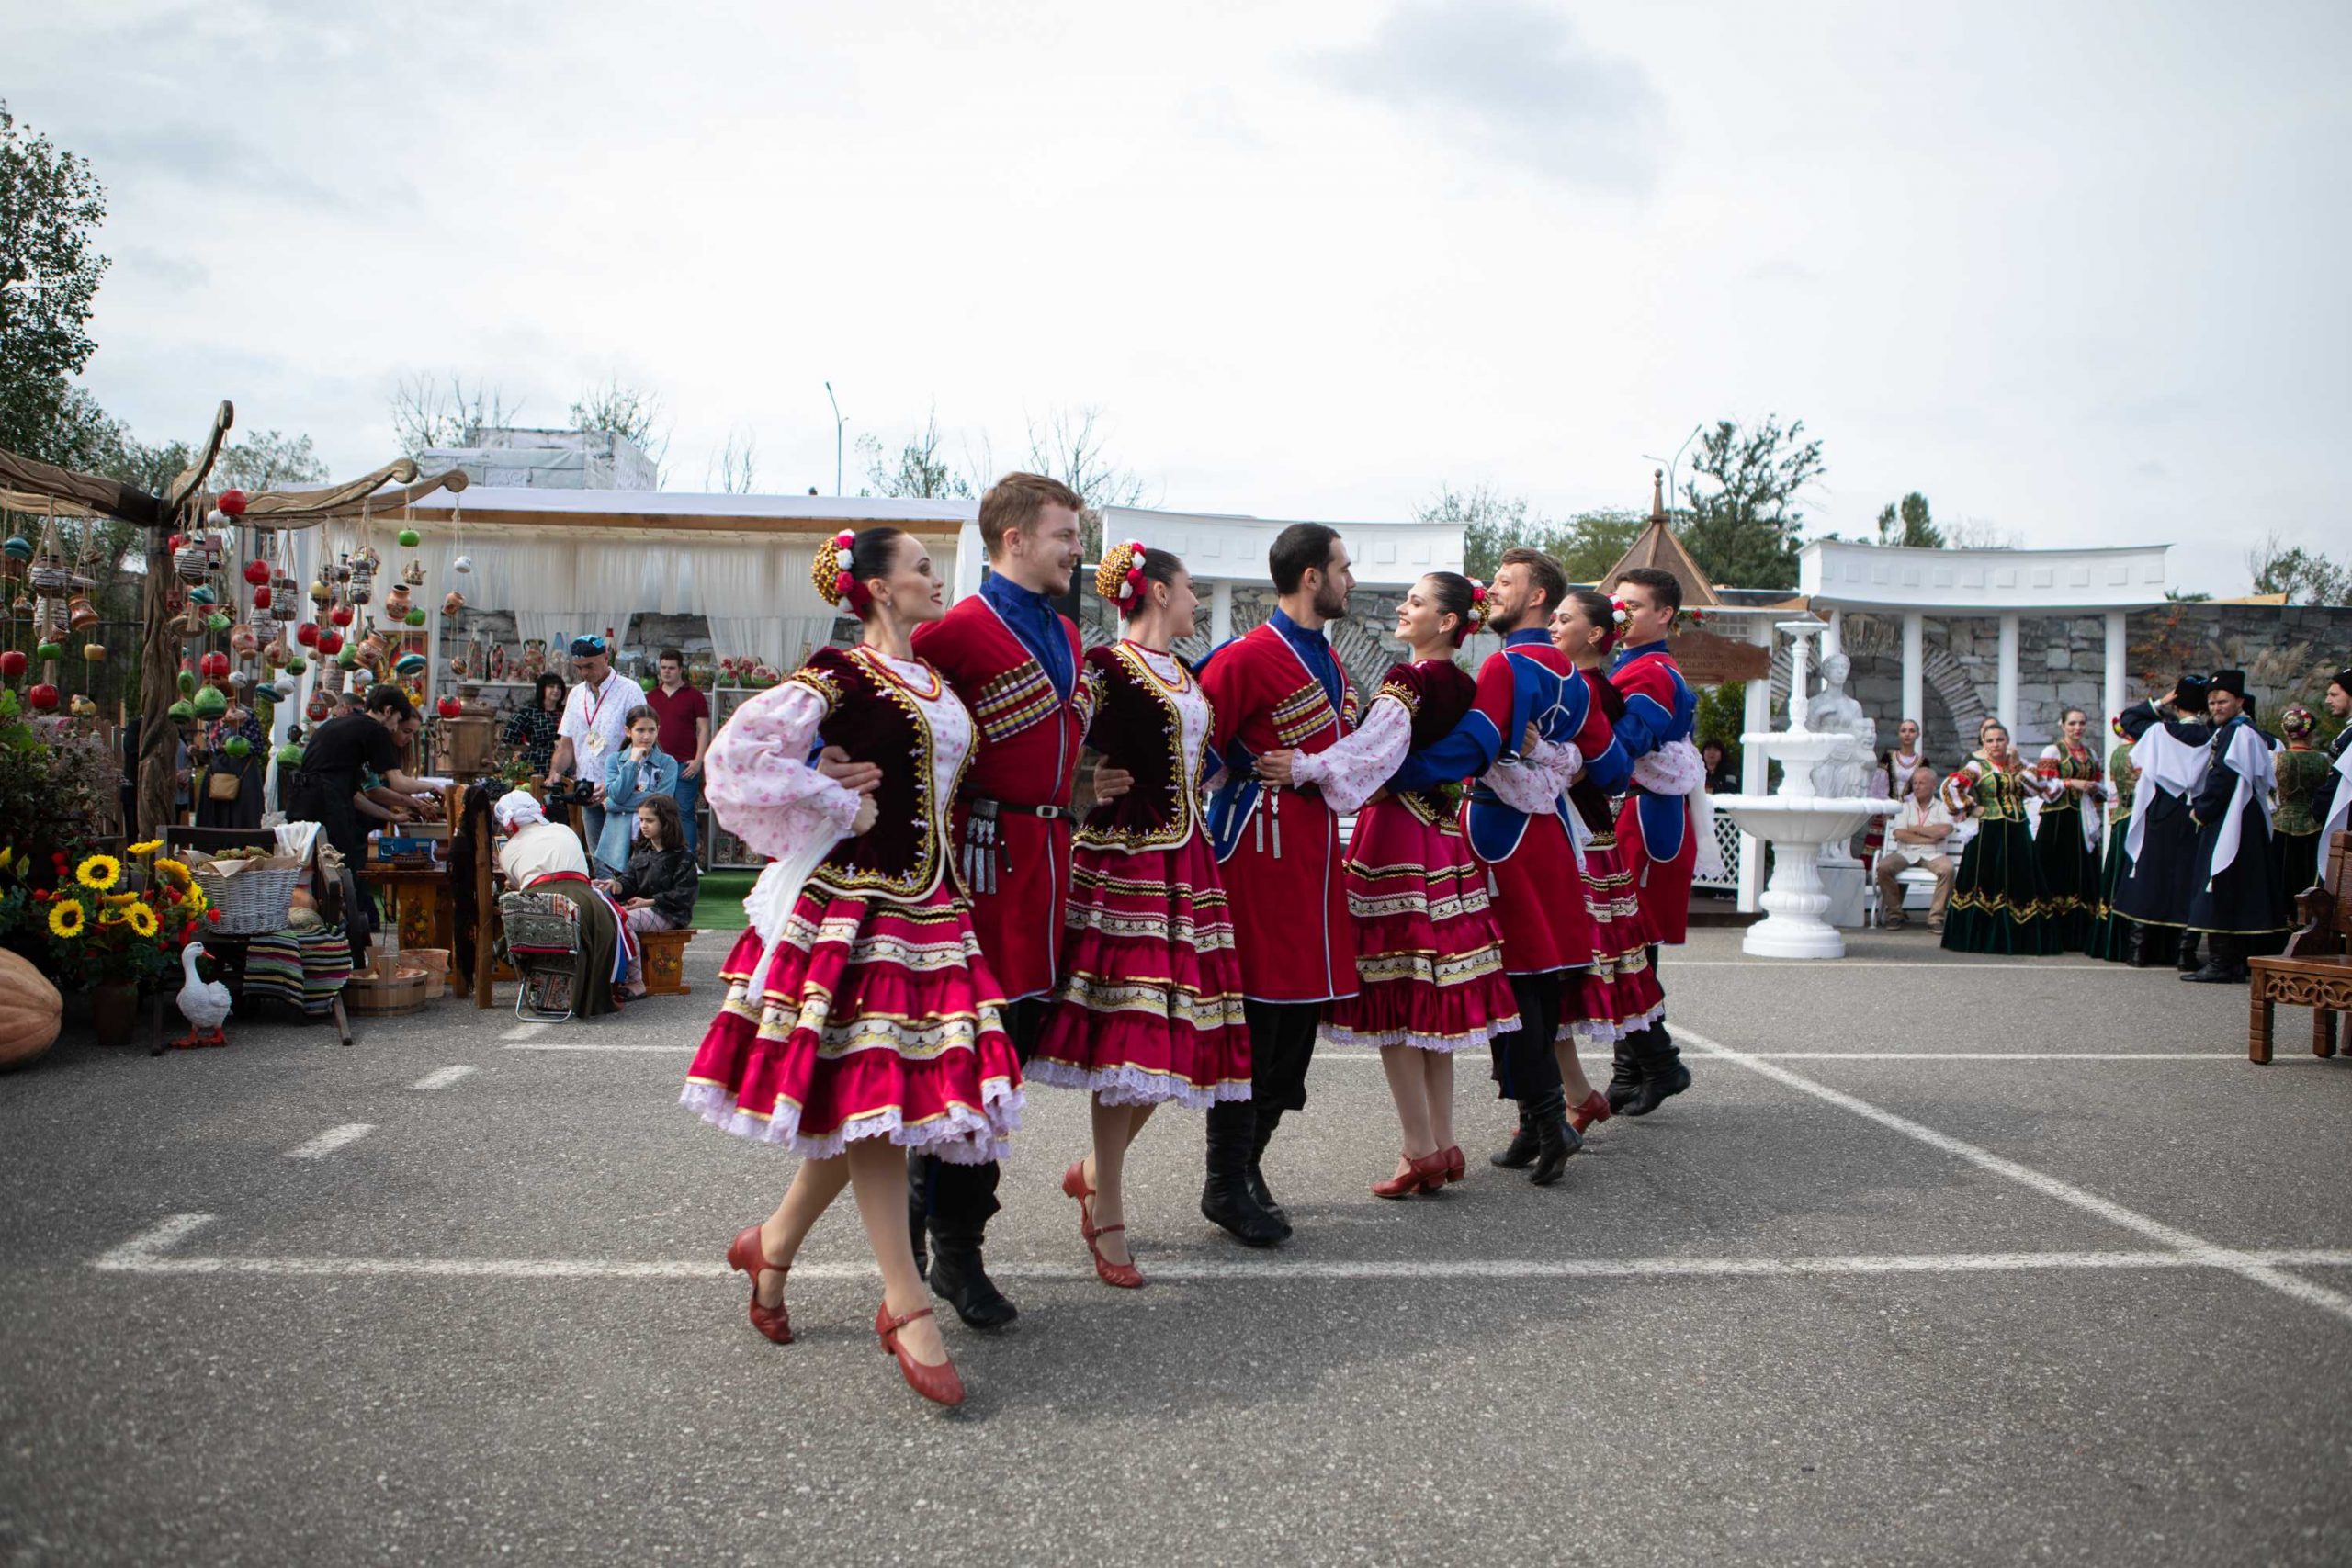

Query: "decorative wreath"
<box><xmin>1456</xmin><ymin>578</ymin><xmax>1489</xmax><ymax>644</ymax></box>
<box><xmin>1096</xmin><ymin>538</ymin><xmax>1149</xmax><ymax>615</ymax></box>
<box><xmin>812</xmin><ymin>530</ymin><xmax>869</xmax><ymax>613</ymax></box>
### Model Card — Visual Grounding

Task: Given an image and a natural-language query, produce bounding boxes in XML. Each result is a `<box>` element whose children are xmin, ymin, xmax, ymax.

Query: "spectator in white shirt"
<box><xmin>1876</xmin><ymin>764</ymin><xmax>1958</xmax><ymax>931</ymax></box>
<box><xmin>547</xmin><ymin>634</ymin><xmax>638</xmax><ymax>858</ymax></box>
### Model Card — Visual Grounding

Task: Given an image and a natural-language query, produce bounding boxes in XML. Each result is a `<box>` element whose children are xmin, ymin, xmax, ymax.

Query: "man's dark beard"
<box><xmin>1312</xmin><ymin>578</ymin><xmax>1350</xmax><ymax>622</ymax></box>
<box><xmin>1487</xmin><ymin>601</ymin><xmax>1537</xmax><ymax>636</ymax></box>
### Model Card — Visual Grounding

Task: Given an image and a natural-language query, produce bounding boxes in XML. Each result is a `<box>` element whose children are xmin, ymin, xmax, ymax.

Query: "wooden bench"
<box><xmin>2248</xmin><ymin>829</ymin><xmax>2350</xmax><ymax>1064</ymax></box>
<box><xmin>638</xmin><ymin>927</ymin><xmax>697</xmax><ymax>996</ymax></box>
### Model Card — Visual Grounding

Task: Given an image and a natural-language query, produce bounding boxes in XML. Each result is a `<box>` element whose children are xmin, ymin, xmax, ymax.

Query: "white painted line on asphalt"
<box><xmin>1680</xmin><ymin>1028</ymin><xmax>2352</xmax><ymax>1327</ymax></box>
<box><xmin>92</xmin><ymin>1213</ymin><xmax>217</xmax><ymax>1269</ymax></box>
<box><xmin>283</xmin><ymin>1123</ymin><xmax>376</xmax><ymax>1160</ymax></box>
<box><xmin>411</xmin><ymin>1066</ymin><xmax>479</xmax><ymax>1090</ymax></box>
<box><xmin>81</xmin><ymin>1219</ymin><xmax>2352</xmax><ymax>1283</ymax></box>
<box><xmin>500</xmin><ymin>1021</ymin><xmax>553</xmax><ymax>1043</ymax></box>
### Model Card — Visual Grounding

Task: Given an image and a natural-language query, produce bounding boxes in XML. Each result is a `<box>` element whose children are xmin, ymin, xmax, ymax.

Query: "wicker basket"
<box><xmin>193</xmin><ymin>863</ymin><xmax>305</xmax><ymax>936</ymax></box>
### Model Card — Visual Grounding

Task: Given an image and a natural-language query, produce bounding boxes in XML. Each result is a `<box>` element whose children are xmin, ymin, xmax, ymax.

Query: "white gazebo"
<box><xmin>1797</xmin><ymin>539</ymin><xmax>2173</xmax><ymax>738</ymax></box>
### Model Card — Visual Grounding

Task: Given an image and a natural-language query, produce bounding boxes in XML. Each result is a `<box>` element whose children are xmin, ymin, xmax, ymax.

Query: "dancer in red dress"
<box><xmin>1261</xmin><ymin>570</ymin><xmax>1521</xmax><ymax>1198</ymax></box>
<box><xmin>903</xmin><ymin>473</ymin><xmax>1129</xmax><ymax>1329</ymax></box>
<box><xmin>1196</xmin><ymin>524</ymin><xmax>1359</xmax><ymax>1246</ymax></box>
<box><xmin>1547</xmin><ymin>592</ymin><xmax>1668</xmax><ymax>1079</ymax></box>
<box><xmin>1032</xmin><ymin>543</ymin><xmax>1251</xmax><ymax>1285</ymax></box>
<box><xmin>1384</xmin><ymin>548</ymin><xmax>1630</xmax><ymax>1186</ymax></box>
<box><xmin>1601</xmin><ymin>567</ymin><xmax>1702</xmax><ymax>1115</ymax></box>
<box><xmin>682</xmin><ymin>526</ymin><xmax>1017</xmax><ymax>1407</ymax></box>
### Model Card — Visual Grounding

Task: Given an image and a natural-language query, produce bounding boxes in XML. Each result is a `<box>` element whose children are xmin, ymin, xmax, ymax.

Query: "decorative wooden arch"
<box><xmin>0</xmin><ymin>400</ymin><xmax>468</xmax><ymax>836</ymax></box>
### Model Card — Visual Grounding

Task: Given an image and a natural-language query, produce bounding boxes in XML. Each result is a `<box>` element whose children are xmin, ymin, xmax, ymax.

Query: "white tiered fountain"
<box><xmin>1711</xmin><ymin>620</ymin><xmax>1901</xmax><ymax>959</ymax></box>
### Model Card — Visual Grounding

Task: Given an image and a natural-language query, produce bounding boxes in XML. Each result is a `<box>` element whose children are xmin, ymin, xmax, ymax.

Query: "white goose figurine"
<box><xmin>173</xmin><ymin>941</ymin><xmax>234</xmax><ymax>1050</ymax></box>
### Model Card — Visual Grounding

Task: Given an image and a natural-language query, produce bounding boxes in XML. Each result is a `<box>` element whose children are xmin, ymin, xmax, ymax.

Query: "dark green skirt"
<box><xmin>2086</xmin><ymin>818</ymin><xmax>2135</xmax><ymax>963</ymax></box>
<box><xmin>2030</xmin><ymin>797</ymin><xmax>2100</xmax><ymax>951</ymax></box>
<box><xmin>1941</xmin><ymin>818</ymin><xmax>2062</xmax><ymax>956</ymax></box>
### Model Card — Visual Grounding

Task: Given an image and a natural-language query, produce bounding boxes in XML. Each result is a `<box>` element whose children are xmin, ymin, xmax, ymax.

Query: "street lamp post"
<box><xmin>824</xmin><ymin>381</ymin><xmax>844</xmax><ymax>496</ymax></box>
<box><xmin>1643</xmin><ymin>423</ymin><xmax>1704</xmax><ymax>520</ymax></box>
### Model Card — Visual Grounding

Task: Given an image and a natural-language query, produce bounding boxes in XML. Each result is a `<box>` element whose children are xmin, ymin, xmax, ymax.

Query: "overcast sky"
<box><xmin>13</xmin><ymin>0</ymin><xmax>2348</xmax><ymax>592</ymax></box>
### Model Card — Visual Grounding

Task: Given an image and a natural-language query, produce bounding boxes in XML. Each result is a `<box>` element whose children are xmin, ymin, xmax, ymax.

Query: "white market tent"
<box><xmin>371</xmin><ymin>490</ymin><xmax>983</xmax><ymax>676</ymax></box>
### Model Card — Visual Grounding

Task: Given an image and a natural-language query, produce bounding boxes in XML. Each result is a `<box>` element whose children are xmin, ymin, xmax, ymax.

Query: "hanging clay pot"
<box><xmin>384</xmin><ymin>583</ymin><xmax>413</xmax><ymax>618</ymax></box>
<box><xmin>82</xmin><ymin>642</ymin><xmax>106</xmax><ymax>663</ymax></box>
<box><xmin>67</xmin><ymin>594</ymin><xmax>97</xmax><ymax>632</ymax></box>
<box><xmin>231</xmin><ymin>624</ymin><xmax>259</xmax><ymax>658</ymax></box>
<box><xmin>307</xmin><ymin>692</ymin><xmax>332</xmax><ymax>722</ymax></box>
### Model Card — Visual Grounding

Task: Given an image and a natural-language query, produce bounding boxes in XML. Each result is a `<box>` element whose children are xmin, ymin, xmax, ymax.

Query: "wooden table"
<box><xmin>359</xmin><ymin>863</ymin><xmax>458</xmax><ymax>985</ymax></box>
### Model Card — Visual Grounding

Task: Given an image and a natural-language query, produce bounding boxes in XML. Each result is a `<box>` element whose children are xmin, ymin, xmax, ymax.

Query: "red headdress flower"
<box><xmin>813</xmin><ymin>530</ymin><xmax>869</xmax><ymax>613</ymax></box>
<box><xmin>1095</xmin><ymin>539</ymin><xmax>1151</xmax><ymax>617</ymax></box>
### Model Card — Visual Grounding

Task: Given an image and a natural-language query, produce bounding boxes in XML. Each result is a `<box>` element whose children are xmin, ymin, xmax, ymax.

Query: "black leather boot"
<box><xmin>2124</xmin><ymin>924</ymin><xmax>2151</xmax><ymax>968</ymax></box>
<box><xmin>1623</xmin><ymin>1023</ymin><xmax>1692</xmax><ymax>1118</ymax></box>
<box><xmin>1248</xmin><ymin>1109</ymin><xmax>1291</xmax><ymax>1238</ymax></box>
<box><xmin>2176</xmin><ymin>933</ymin><xmax>2202</xmax><ymax>973</ymax></box>
<box><xmin>927</xmin><ymin>1219</ymin><xmax>1018</xmax><ymax>1330</ymax></box>
<box><xmin>1202</xmin><ymin>1100</ymin><xmax>1283</xmax><ymax>1247</ymax></box>
<box><xmin>1490</xmin><ymin>1104</ymin><xmax>1540</xmax><ymax>1168</ymax></box>
<box><xmin>1604</xmin><ymin>1033</ymin><xmax>1645</xmax><ymax>1113</ymax></box>
<box><xmin>2181</xmin><ymin>935</ymin><xmax>2246</xmax><ymax>984</ymax></box>
<box><xmin>1527</xmin><ymin>1090</ymin><xmax>1582</xmax><ymax>1186</ymax></box>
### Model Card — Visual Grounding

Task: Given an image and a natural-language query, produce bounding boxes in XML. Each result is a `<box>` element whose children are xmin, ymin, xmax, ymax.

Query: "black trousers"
<box><xmin>1489</xmin><ymin>971</ymin><xmax>1564</xmax><ymax>1104</ymax></box>
<box><xmin>910</xmin><ymin>995</ymin><xmax>1050</xmax><ymax>1236</ymax></box>
<box><xmin>1243</xmin><ymin>998</ymin><xmax>1322</xmax><ymax>1116</ymax></box>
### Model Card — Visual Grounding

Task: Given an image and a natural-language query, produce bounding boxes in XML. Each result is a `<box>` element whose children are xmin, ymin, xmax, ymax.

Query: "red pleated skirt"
<box><xmin>1326</xmin><ymin>799</ymin><xmax>1521</xmax><ymax>1053</ymax></box>
<box><xmin>680</xmin><ymin>880</ymin><xmax>1022</xmax><ymax>1164</ymax></box>
<box><xmin>1559</xmin><ymin>825</ymin><xmax>1666</xmax><ymax>1046</ymax></box>
<box><xmin>1028</xmin><ymin>833</ymin><xmax>1251</xmax><ymax>1107</ymax></box>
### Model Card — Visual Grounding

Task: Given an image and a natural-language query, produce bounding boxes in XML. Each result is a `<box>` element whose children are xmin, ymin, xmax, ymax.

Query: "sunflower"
<box><xmin>125</xmin><ymin>904</ymin><xmax>159</xmax><ymax>939</ymax></box>
<box><xmin>0</xmin><ymin>845</ymin><xmax>13</xmax><ymax>873</ymax></box>
<box><xmin>153</xmin><ymin>858</ymin><xmax>193</xmax><ymax>890</ymax></box>
<box><xmin>127</xmin><ymin>840</ymin><xmax>164</xmax><ymax>858</ymax></box>
<box><xmin>184</xmin><ymin>884</ymin><xmax>209</xmax><ymax>915</ymax></box>
<box><xmin>75</xmin><ymin>854</ymin><xmax>122</xmax><ymax>891</ymax></box>
<box><xmin>48</xmin><ymin>901</ymin><xmax>85</xmax><ymax>938</ymax></box>
<box><xmin>96</xmin><ymin>902</ymin><xmax>129</xmax><ymax>925</ymax></box>
<box><xmin>102</xmin><ymin>890</ymin><xmax>140</xmax><ymax>908</ymax></box>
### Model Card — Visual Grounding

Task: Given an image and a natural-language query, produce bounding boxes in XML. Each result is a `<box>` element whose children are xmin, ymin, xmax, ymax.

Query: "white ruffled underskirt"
<box><xmin>1022</xmin><ymin>1057</ymin><xmax>1251</xmax><ymax>1109</ymax></box>
<box><xmin>677</xmin><ymin>1079</ymin><xmax>1023</xmax><ymax>1165</ymax></box>
<box><xmin>1556</xmin><ymin>1003</ymin><xmax>1668</xmax><ymax>1049</ymax></box>
<box><xmin>1320</xmin><ymin>1017</ymin><xmax>1521</xmax><ymax>1055</ymax></box>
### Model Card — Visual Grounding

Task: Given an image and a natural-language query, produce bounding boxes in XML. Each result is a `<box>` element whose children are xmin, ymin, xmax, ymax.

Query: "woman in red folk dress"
<box><xmin>681</xmin><ymin>526</ymin><xmax>1021</xmax><ymax>1408</ymax></box>
<box><xmin>1031</xmin><ymin>543</ymin><xmax>1251</xmax><ymax>1288</ymax></box>
<box><xmin>1547</xmin><ymin>591</ymin><xmax>1668</xmax><ymax>1096</ymax></box>
<box><xmin>1262</xmin><ymin>570</ymin><xmax>1521</xmax><ymax>1198</ymax></box>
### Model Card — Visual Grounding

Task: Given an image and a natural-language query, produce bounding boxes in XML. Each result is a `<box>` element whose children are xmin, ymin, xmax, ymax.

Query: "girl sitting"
<box><xmin>598</xmin><ymin>793</ymin><xmax>701</xmax><ymax>998</ymax></box>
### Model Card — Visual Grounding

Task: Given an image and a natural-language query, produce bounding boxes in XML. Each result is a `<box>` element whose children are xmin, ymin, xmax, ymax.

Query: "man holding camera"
<box><xmin>546</xmin><ymin>635</ymin><xmax>636</xmax><ymax>855</ymax></box>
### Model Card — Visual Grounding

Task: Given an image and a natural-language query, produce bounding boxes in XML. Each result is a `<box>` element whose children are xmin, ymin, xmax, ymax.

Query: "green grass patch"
<box><xmin>691</xmin><ymin>868</ymin><xmax>759</xmax><ymax>931</ymax></box>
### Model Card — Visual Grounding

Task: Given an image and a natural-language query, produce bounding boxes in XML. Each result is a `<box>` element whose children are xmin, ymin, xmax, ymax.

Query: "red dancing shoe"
<box><xmin>1371</xmin><ymin>1149</ymin><xmax>1452</xmax><ymax>1199</ymax></box>
<box><xmin>725</xmin><ymin>1224</ymin><xmax>793</xmax><ymax>1345</ymax></box>
<box><xmin>876</xmin><ymin>1302</ymin><xmax>965</xmax><ymax>1407</ymax></box>
<box><xmin>1568</xmin><ymin>1090</ymin><xmax>1613</xmax><ymax>1134</ymax></box>
<box><xmin>1443</xmin><ymin>1145</ymin><xmax>1466</xmax><ymax>1184</ymax></box>
<box><xmin>1064</xmin><ymin>1157</ymin><xmax>1143</xmax><ymax>1287</ymax></box>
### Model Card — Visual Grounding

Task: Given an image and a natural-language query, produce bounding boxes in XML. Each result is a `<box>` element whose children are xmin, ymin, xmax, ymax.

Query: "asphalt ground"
<box><xmin>3</xmin><ymin>927</ymin><xmax>2348</xmax><ymax>1566</ymax></box>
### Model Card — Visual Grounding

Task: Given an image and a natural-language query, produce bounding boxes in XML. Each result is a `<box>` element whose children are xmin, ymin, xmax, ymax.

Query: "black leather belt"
<box><xmin>957</xmin><ymin>795</ymin><xmax>1070</xmax><ymax>892</ymax></box>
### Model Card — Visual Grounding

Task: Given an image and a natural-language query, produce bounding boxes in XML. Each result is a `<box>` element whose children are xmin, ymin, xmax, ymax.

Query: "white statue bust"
<box><xmin>1807</xmin><ymin>651</ymin><xmax>1878</xmax><ymax>801</ymax></box>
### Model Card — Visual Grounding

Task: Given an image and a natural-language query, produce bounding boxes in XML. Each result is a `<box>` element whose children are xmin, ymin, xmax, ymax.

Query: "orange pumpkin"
<box><xmin>0</xmin><ymin>950</ymin><xmax>62</xmax><ymax>1069</ymax></box>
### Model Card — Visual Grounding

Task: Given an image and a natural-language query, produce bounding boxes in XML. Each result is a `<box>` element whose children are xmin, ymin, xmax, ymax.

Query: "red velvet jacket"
<box><xmin>788</xmin><ymin>645</ymin><xmax>967</xmax><ymax>901</ymax></box>
<box><xmin>1077</xmin><ymin>642</ymin><xmax>1211</xmax><ymax>850</ymax></box>
<box><xmin>910</xmin><ymin>592</ymin><xmax>1086</xmax><ymax>809</ymax></box>
<box><xmin>1374</xmin><ymin>659</ymin><xmax>1478</xmax><ymax>826</ymax></box>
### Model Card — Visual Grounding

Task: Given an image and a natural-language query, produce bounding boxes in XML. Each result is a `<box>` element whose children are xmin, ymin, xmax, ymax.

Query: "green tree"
<box><xmin>0</xmin><ymin>99</ymin><xmax>111</xmax><ymax>463</ymax></box>
<box><xmin>2245</xmin><ymin>533</ymin><xmax>2352</xmax><ymax>606</ymax></box>
<box><xmin>1426</xmin><ymin>483</ymin><xmax>1645</xmax><ymax>583</ymax></box>
<box><xmin>1677</xmin><ymin>415</ymin><xmax>1826</xmax><ymax>591</ymax></box>
<box><xmin>214</xmin><ymin>428</ymin><xmax>326</xmax><ymax>493</ymax></box>
<box><xmin>1874</xmin><ymin>491</ymin><xmax>1942</xmax><ymax>547</ymax></box>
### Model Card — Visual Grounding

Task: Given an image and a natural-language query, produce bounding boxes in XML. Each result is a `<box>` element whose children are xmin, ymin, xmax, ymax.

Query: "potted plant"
<box><xmin>38</xmin><ymin>845</ymin><xmax>216</xmax><ymax>1046</ymax></box>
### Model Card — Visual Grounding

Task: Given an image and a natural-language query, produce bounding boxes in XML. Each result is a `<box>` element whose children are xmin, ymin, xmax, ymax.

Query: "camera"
<box><xmin>545</xmin><ymin>776</ymin><xmax>601</xmax><ymax>810</ymax></box>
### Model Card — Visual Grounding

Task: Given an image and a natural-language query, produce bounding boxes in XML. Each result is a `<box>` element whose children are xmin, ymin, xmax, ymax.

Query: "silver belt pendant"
<box><xmin>1270</xmin><ymin>784</ymin><xmax>1283</xmax><ymax>859</ymax></box>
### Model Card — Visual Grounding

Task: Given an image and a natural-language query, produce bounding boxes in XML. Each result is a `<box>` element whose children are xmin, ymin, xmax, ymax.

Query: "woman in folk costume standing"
<box><xmin>2030</xmin><ymin>707</ymin><xmax>2108</xmax><ymax>949</ymax></box>
<box><xmin>2086</xmin><ymin>728</ymin><xmax>2141</xmax><ymax>963</ymax></box>
<box><xmin>1259</xmin><ymin>571</ymin><xmax>1521</xmax><ymax>1198</ymax></box>
<box><xmin>1029</xmin><ymin>544</ymin><xmax>1250</xmax><ymax>1285</ymax></box>
<box><xmin>681</xmin><ymin>526</ymin><xmax>1021</xmax><ymax>1408</ymax></box>
<box><xmin>1939</xmin><ymin>718</ymin><xmax>2064</xmax><ymax>955</ymax></box>
<box><xmin>2271</xmin><ymin>705</ymin><xmax>2333</xmax><ymax>898</ymax></box>
<box><xmin>1546</xmin><ymin>590</ymin><xmax>1669</xmax><ymax>1099</ymax></box>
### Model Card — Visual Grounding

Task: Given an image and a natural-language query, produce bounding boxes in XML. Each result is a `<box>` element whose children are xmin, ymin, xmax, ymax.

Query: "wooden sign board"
<box><xmin>1668</xmin><ymin>626</ymin><xmax>1770</xmax><ymax>687</ymax></box>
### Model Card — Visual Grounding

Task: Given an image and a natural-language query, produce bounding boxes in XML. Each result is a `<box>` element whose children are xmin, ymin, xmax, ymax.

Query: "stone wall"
<box><xmin>1818</xmin><ymin>604</ymin><xmax>2352</xmax><ymax>755</ymax></box>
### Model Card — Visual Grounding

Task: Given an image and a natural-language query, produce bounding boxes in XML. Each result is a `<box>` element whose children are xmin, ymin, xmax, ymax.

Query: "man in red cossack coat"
<box><xmin>1385</xmin><ymin>547</ymin><xmax>1631</xmax><ymax>1183</ymax></box>
<box><xmin>1196</xmin><ymin>523</ymin><xmax>1359</xmax><ymax>1247</ymax></box>
<box><xmin>1603</xmin><ymin>566</ymin><xmax>1701</xmax><ymax>1117</ymax></box>
<box><xmin>904</xmin><ymin>472</ymin><xmax>1130</xmax><ymax>1327</ymax></box>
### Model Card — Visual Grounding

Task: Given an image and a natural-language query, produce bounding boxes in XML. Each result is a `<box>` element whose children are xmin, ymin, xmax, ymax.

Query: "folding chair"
<box><xmin>499</xmin><ymin>889</ymin><xmax>581</xmax><ymax>1022</ymax></box>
